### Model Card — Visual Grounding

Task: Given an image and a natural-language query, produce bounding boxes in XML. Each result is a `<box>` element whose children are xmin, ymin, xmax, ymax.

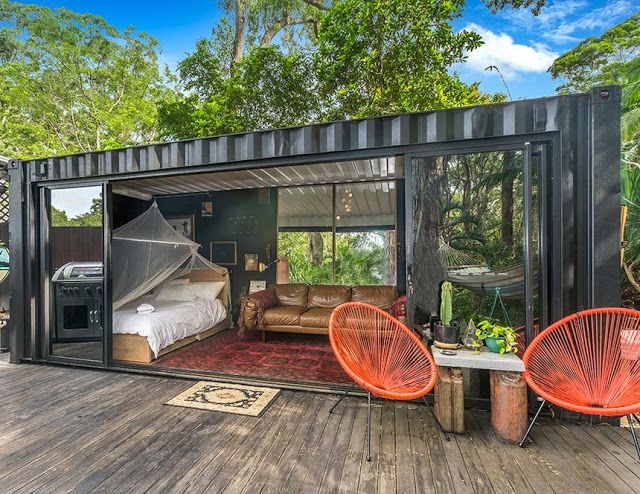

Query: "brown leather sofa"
<box><xmin>241</xmin><ymin>283</ymin><xmax>400</xmax><ymax>341</ymax></box>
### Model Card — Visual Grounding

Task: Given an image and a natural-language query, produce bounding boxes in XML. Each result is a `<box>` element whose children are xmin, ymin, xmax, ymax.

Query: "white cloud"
<box><xmin>462</xmin><ymin>24</ymin><xmax>558</xmax><ymax>79</ymax></box>
<box><xmin>499</xmin><ymin>0</ymin><xmax>636</xmax><ymax>45</ymax></box>
<box><xmin>543</xmin><ymin>0</ymin><xmax>636</xmax><ymax>44</ymax></box>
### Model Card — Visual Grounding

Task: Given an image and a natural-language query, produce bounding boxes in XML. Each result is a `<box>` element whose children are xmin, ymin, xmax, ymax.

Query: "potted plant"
<box><xmin>472</xmin><ymin>319</ymin><xmax>519</xmax><ymax>354</ymax></box>
<box><xmin>432</xmin><ymin>281</ymin><xmax>461</xmax><ymax>349</ymax></box>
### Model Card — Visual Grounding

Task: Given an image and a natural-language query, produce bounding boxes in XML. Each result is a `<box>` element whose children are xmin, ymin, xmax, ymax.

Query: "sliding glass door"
<box><xmin>406</xmin><ymin>141</ymin><xmax>551</xmax><ymax>345</ymax></box>
<box><xmin>40</xmin><ymin>183</ymin><xmax>111</xmax><ymax>364</ymax></box>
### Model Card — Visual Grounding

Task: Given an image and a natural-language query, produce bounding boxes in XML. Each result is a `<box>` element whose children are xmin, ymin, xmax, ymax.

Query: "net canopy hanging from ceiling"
<box><xmin>112</xmin><ymin>203</ymin><xmax>229</xmax><ymax>310</ymax></box>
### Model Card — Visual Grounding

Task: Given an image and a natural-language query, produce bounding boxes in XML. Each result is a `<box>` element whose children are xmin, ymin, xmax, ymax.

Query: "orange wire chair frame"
<box><xmin>329</xmin><ymin>302</ymin><xmax>437</xmax><ymax>400</ymax></box>
<box><xmin>328</xmin><ymin>302</ymin><xmax>438</xmax><ymax>461</ymax></box>
<box><xmin>520</xmin><ymin>307</ymin><xmax>640</xmax><ymax>457</ymax></box>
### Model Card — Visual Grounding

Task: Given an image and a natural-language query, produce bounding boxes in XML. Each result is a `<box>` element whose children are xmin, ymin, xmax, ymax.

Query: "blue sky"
<box><xmin>26</xmin><ymin>0</ymin><xmax>639</xmax><ymax>100</ymax></box>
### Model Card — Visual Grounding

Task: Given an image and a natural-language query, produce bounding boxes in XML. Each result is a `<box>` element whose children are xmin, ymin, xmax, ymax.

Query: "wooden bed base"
<box><xmin>112</xmin><ymin>269</ymin><xmax>232</xmax><ymax>365</ymax></box>
<box><xmin>113</xmin><ymin>315</ymin><xmax>230</xmax><ymax>365</ymax></box>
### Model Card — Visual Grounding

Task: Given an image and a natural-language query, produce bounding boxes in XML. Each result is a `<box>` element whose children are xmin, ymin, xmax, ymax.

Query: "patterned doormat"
<box><xmin>166</xmin><ymin>381</ymin><xmax>280</xmax><ymax>417</ymax></box>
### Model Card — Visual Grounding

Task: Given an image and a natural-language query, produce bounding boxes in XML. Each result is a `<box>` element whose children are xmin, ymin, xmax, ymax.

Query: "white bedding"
<box><xmin>113</xmin><ymin>295</ymin><xmax>227</xmax><ymax>358</ymax></box>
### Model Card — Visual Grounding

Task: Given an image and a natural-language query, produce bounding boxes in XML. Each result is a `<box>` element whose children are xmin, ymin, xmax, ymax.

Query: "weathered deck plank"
<box><xmin>1</xmin><ymin>362</ymin><xmax>639</xmax><ymax>493</ymax></box>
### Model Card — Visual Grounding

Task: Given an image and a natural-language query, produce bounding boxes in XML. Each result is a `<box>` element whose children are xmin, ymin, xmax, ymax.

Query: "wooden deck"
<box><xmin>1</xmin><ymin>359</ymin><xmax>640</xmax><ymax>493</ymax></box>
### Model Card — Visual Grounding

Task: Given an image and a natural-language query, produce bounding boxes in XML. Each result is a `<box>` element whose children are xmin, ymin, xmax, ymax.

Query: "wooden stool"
<box><xmin>433</xmin><ymin>347</ymin><xmax>527</xmax><ymax>443</ymax></box>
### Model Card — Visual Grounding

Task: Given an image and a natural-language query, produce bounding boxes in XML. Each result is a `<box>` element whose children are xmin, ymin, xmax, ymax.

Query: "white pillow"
<box><xmin>154</xmin><ymin>281</ymin><xmax>225</xmax><ymax>303</ymax></box>
<box><xmin>190</xmin><ymin>281</ymin><xmax>226</xmax><ymax>302</ymax></box>
<box><xmin>154</xmin><ymin>284</ymin><xmax>197</xmax><ymax>302</ymax></box>
<box><xmin>168</xmin><ymin>278</ymin><xmax>190</xmax><ymax>286</ymax></box>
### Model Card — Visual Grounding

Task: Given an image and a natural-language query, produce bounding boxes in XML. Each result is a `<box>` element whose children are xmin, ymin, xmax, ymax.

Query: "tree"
<box><xmin>482</xmin><ymin>0</ymin><xmax>546</xmax><ymax>15</ymax></box>
<box><xmin>224</xmin><ymin>0</ymin><xmax>329</xmax><ymax>68</ymax></box>
<box><xmin>549</xmin><ymin>14</ymin><xmax>640</xmax><ymax>94</ymax></box>
<box><xmin>158</xmin><ymin>45</ymin><xmax>320</xmax><ymax>139</ymax></box>
<box><xmin>314</xmin><ymin>0</ymin><xmax>487</xmax><ymax>119</ymax></box>
<box><xmin>51</xmin><ymin>197</ymin><xmax>102</xmax><ymax>227</ymax></box>
<box><xmin>549</xmin><ymin>14</ymin><xmax>640</xmax><ymax>304</ymax></box>
<box><xmin>0</xmin><ymin>1</ymin><xmax>172</xmax><ymax>159</ymax></box>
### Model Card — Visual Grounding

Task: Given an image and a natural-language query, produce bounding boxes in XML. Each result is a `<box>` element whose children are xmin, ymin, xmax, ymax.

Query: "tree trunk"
<box><xmin>231</xmin><ymin>0</ymin><xmax>246</xmax><ymax>67</ymax></box>
<box><xmin>308</xmin><ymin>232</ymin><xmax>324</xmax><ymax>266</ymax></box>
<box><xmin>385</xmin><ymin>230</ymin><xmax>397</xmax><ymax>285</ymax></box>
<box><xmin>412</xmin><ymin>156</ymin><xmax>446</xmax><ymax>317</ymax></box>
<box><xmin>501</xmin><ymin>151</ymin><xmax>515</xmax><ymax>249</ymax></box>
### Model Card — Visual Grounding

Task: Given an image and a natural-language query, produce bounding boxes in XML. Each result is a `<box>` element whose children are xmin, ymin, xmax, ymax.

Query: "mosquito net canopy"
<box><xmin>112</xmin><ymin>202</ymin><xmax>229</xmax><ymax>310</ymax></box>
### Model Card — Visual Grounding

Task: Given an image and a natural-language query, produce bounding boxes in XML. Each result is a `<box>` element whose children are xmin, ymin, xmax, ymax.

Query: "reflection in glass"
<box><xmin>335</xmin><ymin>182</ymin><xmax>397</xmax><ymax>286</ymax></box>
<box><xmin>277</xmin><ymin>181</ymin><xmax>398</xmax><ymax>286</ymax></box>
<box><xmin>277</xmin><ymin>185</ymin><xmax>334</xmax><ymax>284</ymax></box>
<box><xmin>411</xmin><ymin>149</ymin><xmax>542</xmax><ymax>400</ymax></box>
<box><xmin>49</xmin><ymin>186</ymin><xmax>104</xmax><ymax>361</ymax></box>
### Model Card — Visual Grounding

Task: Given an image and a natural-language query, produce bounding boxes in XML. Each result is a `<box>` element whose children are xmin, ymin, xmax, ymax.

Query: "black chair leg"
<box><xmin>330</xmin><ymin>383</ymin><xmax>356</xmax><ymax>414</ymax></box>
<box><xmin>366</xmin><ymin>392</ymin><xmax>372</xmax><ymax>462</ymax></box>
<box><xmin>519</xmin><ymin>399</ymin><xmax>546</xmax><ymax>447</ymax></box>
<box><xmin>628</xmin><ymin>415</ymin><xmax>640</xmax><ymax>462</ymax></box>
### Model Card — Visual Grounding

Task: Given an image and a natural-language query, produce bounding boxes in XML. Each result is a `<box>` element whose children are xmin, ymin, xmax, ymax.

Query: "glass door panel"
<box><xmin>47</xmin><ymin>186</ymin><xmax>105</xmax><ymax>362</ymax></box>
<box><xmin>407</xmin><ymin>144</ymin><xmax>549</xmax><ymax>400</ymax></box>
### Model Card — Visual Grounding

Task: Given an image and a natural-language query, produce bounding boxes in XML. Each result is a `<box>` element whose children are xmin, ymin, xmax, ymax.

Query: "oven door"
<box><xmin>39</xmin><ymin>184</ymin><xmax>111</xmax><ymax>365</ymax></box>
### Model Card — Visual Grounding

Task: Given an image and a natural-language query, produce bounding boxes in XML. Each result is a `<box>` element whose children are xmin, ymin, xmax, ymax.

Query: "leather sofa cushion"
<box><xmin>299</xmin><ymin>307</ymin><xmax>334</xmax><ymax>328</ymax></box>
<box><xmin>352</xmin><ymin>285</ymin><xmax>398</xmax><ymax>310</ymax></box>
<box><xmin>263</xmin><ymin>306</ymin><xmax>307</xmax><ymax>326</ymax></box>
<box><xmin>273</xmin><ymin>283</ymin><xmax>308</xmax><ymax>307</ymax></box>
<box><xmin>308</xmin><ymin>285</ymin><xmax>351</xmax><ymax>308</ymax></box>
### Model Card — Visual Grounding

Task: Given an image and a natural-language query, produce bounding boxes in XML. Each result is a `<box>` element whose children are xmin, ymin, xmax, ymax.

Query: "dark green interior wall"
<box><xmin>156</xmin><ymin>189</ymin><xmax>278</xmax><ymax>305</ymax></box>
<box><xmin>112</xmin><ymin>194</ymin><xmax>151</xmax><ymax>229</ymax></box>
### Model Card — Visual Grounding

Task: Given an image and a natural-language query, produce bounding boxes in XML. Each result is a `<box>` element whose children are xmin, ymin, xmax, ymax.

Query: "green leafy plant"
<box><xmin>472</xmin><ymin>319</ymin><xmax>518</xmax><ymax>354</ymax></box>
<box><xmin>439</xmin><ymin>281</ymin><xmax>453</xmax><ymax>326</ymax></box>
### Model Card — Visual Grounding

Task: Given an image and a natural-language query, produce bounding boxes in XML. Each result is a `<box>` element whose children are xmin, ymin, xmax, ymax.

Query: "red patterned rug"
<box><xmin>153</xmin><ymin>328</ymin><xmax>351</xmax><ymax>385</ymax></box>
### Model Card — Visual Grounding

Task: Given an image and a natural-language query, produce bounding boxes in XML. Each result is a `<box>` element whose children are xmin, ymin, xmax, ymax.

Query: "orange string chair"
<box><xmin>329</xmin><ymin>302</ymin><xmax>438</xmax><ymax>461</ymax></box>
<box><xmin>519</xmin><ymin>307</ymin><xmax>640</xmax><ymax>459</ymax></box>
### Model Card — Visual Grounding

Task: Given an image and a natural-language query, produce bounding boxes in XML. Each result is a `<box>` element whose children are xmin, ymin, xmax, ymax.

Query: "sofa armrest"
<box><xmin>238</xmin><ymin>289</ymin><xmax>278</xmax><ymax>335</ymax></box>
<box><xmin>390</xmin><ymin>295</ymin><xmax>408</xmax><ymax>323</ymax></box>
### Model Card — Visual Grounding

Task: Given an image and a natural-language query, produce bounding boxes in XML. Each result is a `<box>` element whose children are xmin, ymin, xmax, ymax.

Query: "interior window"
<box><xmin>277</xmin><ymin>181</ymin><xmax>397</xmax><ymax>286</ymax></box>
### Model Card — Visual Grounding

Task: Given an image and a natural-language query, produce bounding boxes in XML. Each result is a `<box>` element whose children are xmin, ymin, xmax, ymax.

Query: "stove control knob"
<box><xmin>96</xmin><ymin>287</ymin><xmax>103</xmax><ymax>296</ymax></box>
<box><xmin>84</xmin><ymin>287</ymin><xmax>92</xmax><ymax>296</ymax></box>
<box><xmin>73</xmin><ymin>287</ymin><xmax>80</xmax><ymax>295</ymax></box>
<box><xmin>59</xmin><ymin>288</ymin><xmax>66</xmax><ymax>297</ymax></box>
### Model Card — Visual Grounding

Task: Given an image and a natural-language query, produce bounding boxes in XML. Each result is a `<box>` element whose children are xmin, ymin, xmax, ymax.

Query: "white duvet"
<box><xmin>113</xmin><ymin>295</ymin><xmax>227</xmax><ymax>358</ymax></box>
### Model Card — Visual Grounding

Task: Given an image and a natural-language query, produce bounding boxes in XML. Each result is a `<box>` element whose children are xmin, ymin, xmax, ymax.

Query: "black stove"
<box><xmin>52</xmin><ymin>262</ymin><xmax>103</xmax><ymax>342</ymax></box>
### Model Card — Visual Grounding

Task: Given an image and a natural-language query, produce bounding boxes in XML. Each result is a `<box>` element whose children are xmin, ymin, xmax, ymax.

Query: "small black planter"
<box><xmin>433</xmin><ymin>321</ymin><xmax>461</xmax><ymax>349</ymax></box>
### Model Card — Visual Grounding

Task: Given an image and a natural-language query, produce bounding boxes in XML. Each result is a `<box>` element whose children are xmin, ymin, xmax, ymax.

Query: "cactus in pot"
<box><xmin>440</xmin><ymin>281</ymin><xmax>453</xmax><ymax>326</ymax></box>
<box><xmin>433</xmin><ymin>280</ymin><xmax>461</xmax><ymax>349</ymax></box>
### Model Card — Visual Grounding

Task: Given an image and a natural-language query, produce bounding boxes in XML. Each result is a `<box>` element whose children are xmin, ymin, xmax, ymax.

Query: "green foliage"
<box><xmin>278</xmin><ymin>231</ymin><xmax>386</xmax><ymax>286</ymax></box>
<box><xmin>161</xmin><ymin>0</ymin><xmax>498</xmax><ymax>139</ymax></box>
<box><xmin>482</xmin><ymin>0</ymin><xmax>545</xmax><ymax>15</ymax></box>
<box><xmin>549</xmin><ymin>14</ymin><xmax>640</xmax><ymax>94</ymax></box>
<box><xmin>159</xmin><ymin>45</ymin><xmax>320</xmax><ymax>139</ymax></box>
<box><xmin>51</xmin><ymin>197</ymin><xmax>102</xmax><ymax>227</ymax></box>
<box><xmin>0</xmin><ymin>0</ymin><xmax>173</xmax><ymax>159</ymax></box>
<box><xmin>551</xmin><ymin>14</ymin><xmax>640</xmax><ymax>304</ymax></box>
<box><xmin>473</xmin><ymin>319</ymin><xmax>518</xmax><ymax>354</ymax></box>
<box><xmin>439</xmin><ymin>281</ymin><xmax>453</xmax><ymax>326</ymax></box>
<box><xmin>314</xmin><ymin>0</ymin><xmax>487</xmax><ymax>119</ymax></box>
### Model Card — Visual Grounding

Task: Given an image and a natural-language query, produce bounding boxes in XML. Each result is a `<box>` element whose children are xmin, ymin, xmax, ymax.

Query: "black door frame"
<box><xmin>405</xmin><ymin>135</ymin><xmax>559</xmax><ymax>345</ymax></box>
<box><xmin>37</xmin><ymin>181</ymin><xmax>112</xmax><ymax>367</ymax></box>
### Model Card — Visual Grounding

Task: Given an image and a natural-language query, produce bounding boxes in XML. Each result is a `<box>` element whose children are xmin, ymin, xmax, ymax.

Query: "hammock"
<box><xmin>112</xmin><ymin>203</ymin><xmax>229</xmax><ymax>310</ymax></box>
<box><xmin>438</xmin><ymin>239</ymin><xmax>536</xmax><ymax>298</ymax></box>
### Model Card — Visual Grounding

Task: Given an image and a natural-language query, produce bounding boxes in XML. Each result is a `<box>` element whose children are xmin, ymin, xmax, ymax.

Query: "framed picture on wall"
<box><xmin>249</xmin><ymin>280</ymin><xmax>267</xmax><ymax>293</ymax></box>
<box><xmin>166</xmin><ymin>215</ymin><xmax>195</xmax><ymax>240</ymax></box>
<box><xmin>244</xmin><ymin>254</ymin><xmax>259</xmax><ymax>271</ymax></box>
<box><xmin>258</xmin><ymin>188</ymin><xmax>270</xmax><ymax>204</ymax></box>
<box><xmin>201</xmin><ymin>200</ymin><xmax>213</xmax><ymax>217</ymax></box>
<box><xmin>211</xmin><ymin>241</ymin><xmax>237</xmax><ymax>265</ymax></box>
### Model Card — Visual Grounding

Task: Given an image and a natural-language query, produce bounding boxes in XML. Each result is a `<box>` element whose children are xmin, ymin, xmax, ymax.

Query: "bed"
<box><xmin>112</xmin><ymin>269</ymin><xmax>231</xmax><ymax>365</ymax></box>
